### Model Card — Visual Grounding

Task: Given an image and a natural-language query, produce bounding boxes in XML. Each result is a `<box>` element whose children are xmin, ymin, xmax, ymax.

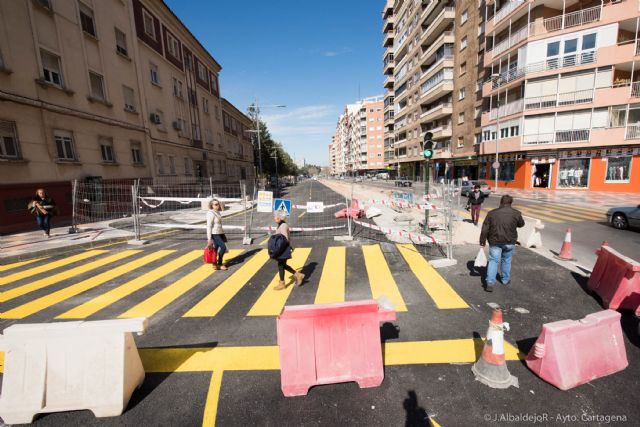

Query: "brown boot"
<box><xmin>295</xmin><ymin>272</ymin><xmax>305</xmax><ymax>286</ymax></box>
<box><xmin>274</xmin><ymin>280</ymin><xmax>286</xmax><ymax>290</ymax></box>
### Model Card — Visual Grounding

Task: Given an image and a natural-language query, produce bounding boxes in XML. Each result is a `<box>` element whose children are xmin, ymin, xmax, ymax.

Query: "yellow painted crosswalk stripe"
<box><xmin>119</xmin><ymin>250</ymin><xmax>243</xmax><ymax>319</ymax></box>
<box><xmin>247</xmin><ymin>247</ymin><xmax>312</xmax><ymax>316</ymax></box>
<box><xmin>362</xmin><ymin>245</ymin><xmax>407</xmax><ymax>312</ymax></box>
<box><xmin>0</xmin><ymin>250</ymin><xmax>138</xmax><ymax>303</ymax></box>
<box><xmin>0</xmin><ymin>250</ymin><xmax>105</xmax><ymax>286</ymax></box>
<box><xmin>0</xmin><ymin>257</ymin><xmax>48</xmax><ymax>273</ymax></box>
<box><xmin>314</xmin><ymin>247</ymin><xmax>346</xmax><ymax>304</ymax></box>
<box><xmin>184</xmin><ymin>249</ymin><xmax>270</xmax><ymax>317</ymax></box>
<box><xmin>515</xmin><ymin>206</ymin><xmax>586</xmax><ymax>222</ymax></box>
<box><xmin>57</xmin><ymin>250</ymin><xmax>200</xmax><ymax>319</ymax></box>
<box><xmin>0</xmin><ymin>251</ymin><xmax>166</xmax><ymax>319</ymax></box>
<box><xmin>397</xmin><ymin>244</ymin><xmax>468</xmax><ymax>309</ymax></box>
<box><xmin>538</xmin><ymin>202</ymin><xmax>606</xmax><ymax>215</ymax></box>
<box><xmin>535</xmin><ymin>203</ymin><xmax>605</xmax><ymax>219</ymax></box>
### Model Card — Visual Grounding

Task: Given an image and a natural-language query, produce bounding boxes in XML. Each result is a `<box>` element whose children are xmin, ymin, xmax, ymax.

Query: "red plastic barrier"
<box><xmin>525</xmin><ymin>310</ymin><xmax>628</xmax><ymax>390</ymax></box>
<box><xmin>334</xmin><ymin>208</ymin><xmax>362</xmax><ymax>219</ymax></box>
<box><xmin>588</xmin><ymin>245</ymin><xmax>640</xmax><ymax>315</ymax></box>
<box><xmin>277</xmin><ymin>300</ymin><xmax>396</xmax><ymax>396</ymax></box>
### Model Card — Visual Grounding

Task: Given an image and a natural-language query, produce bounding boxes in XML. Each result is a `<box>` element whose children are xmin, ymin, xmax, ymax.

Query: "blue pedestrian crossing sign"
<box><xmin>273</xmin><ymin>199</ymin><xmax>292</xmax><ymax>216</ymax></box>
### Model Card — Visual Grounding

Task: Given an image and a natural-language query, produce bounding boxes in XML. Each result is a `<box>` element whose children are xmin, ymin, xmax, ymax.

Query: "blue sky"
<box><xmin>165</xmin><ymin>0</ymin><xmax>385</xmax><ymax>166</ymax></box>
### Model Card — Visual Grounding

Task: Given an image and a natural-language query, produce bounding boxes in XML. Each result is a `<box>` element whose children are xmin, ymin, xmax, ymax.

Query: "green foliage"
<box><xmin>246</xmin><ymin>107</ymin><xmax>299</xmax><ymax>177</ymax></box>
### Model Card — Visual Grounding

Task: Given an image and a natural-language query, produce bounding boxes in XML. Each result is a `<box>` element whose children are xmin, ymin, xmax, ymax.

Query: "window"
<box><xmin>150</xmin><ymin>63</ymin><xmax>160</xmax><ymax>85</ymax></box>
<box><xmin>492</xmin><ymin>161</ymin><xmax>516</xmax><ymax>181</ymax></box>
<box><xmin>459</xmin><ymin>61</ymin><xmax>467</xmax><ymax>76</ymax></box>
<box><xmin>564</xmin><ymin>38</ymin><xmax>578</xmax><ymax>54</ymax></box>
<box><xmin>156</xmin><ymin>153</ymin><xmax>165</xmax><ymax>174</ymax></box>
<box><xmin>197</xmin><ymin>62</ymin><xmax>207</xmax><ymax>81</ymax></box>
<box><xmin>40</xmin><ymin>50</ymin><xmax>63</xmax><ymax>87</ymax></box>
<box><xmin>460</xmin><ymin>36</ymin><xmax>468</xmax><ymax>51</ymax></box>
<box><xmin>476</xmin><ymin>79</ymin><xmax>483</xmax><ymax>92</ymax></box>
<box><xmin>142</xmin><ymin>9</ymin><xmax>156</xmax><ymax>40</ymax></box>
<box><xmin>202</xmin><ymin>97</ymin><xmax>209</xmax><ymax>113</ymax></box>
<box><xmin>501</xmin><ymin>127</ymin><xmax>509</xmax><ymax>138</ymax></box>
<box><xmin>79</xmin><ymin>3</ymin><xmax>96</xmax><ymax>37</ymax></box>
<box><xmin>0</xmin><ymin>120</ymin><xmax>20</xmax><ymax>159</ymax></box>
<box><xmin>184</xmin><ymin>157</ymin><xmax>193</xmax><ymax>175</ymax></box>
<box><xmin>458</xmin><ymin>88</ymin><xmax>466</xmax><ymax>100</ymax></box>
<box><xmin>155</xmin><ymin>109</ymin><xmax>165</xmax><ymax>129</ymax></box>
<box><xmin>211</xmin><ymin>74</ymin><xmax>219</xmax><ymax>94</ymax></box>
<box><xmin>192</xmin><ymin>124</ymin><xmax>201</xmax><ymax>141</ymax></box>
<box><xmin>131</xmin><ymin>141</ymin><xmax>143</xmax><ymax>164</ymax></box>
<box><xmin>558</xmin><ymin>158</ymin><xmax>590</xmax><ymax>188</ymax></box>
<box><xmin>475</xmin><ymin>133</ymin><xmax>482</xmax><ymax>145</ymax></box>
<box><xmin>461</xmin><ymin>10</ymin><xmax>468</xmax><ymax>25</ymax></box>
<box><xmin>36</xmin><ymin>0</ymin><xmax>52</xmax><ymax>10</ymax></box>
<box><xmin>123</xmin><ymin>85</ymin><xmax>135</xmax><ymax>112</ymax></box>
<box><xmin>89</xmin><ymin>71</ymin><xmax>106</xmax><ymax>100</ymax></box>
<box><xmin>475</xmin><ymin>107</ymin><xmax>481</xmax><ymax>118</ymax></box>
<box><xmin>204</xmin><ymin>128</ymin><xmax>213</xmax><ymax>145</ymax></box>
<box><xmin>606</xmin><ymin>157</ymin><xmax>631</xmax><ymax>182</ymax></box>
<box><xmin>54</xmin><ymin>130</ymin><xmax>76</xmax><ymax>160</ymax></box>
<box><xmin>478</xmin><ymin>23</ymin><xmax>484</xmax><ymax>37</ymax></box>
<box><xmin>166</xmin><ymin>32</ymin><xmax>180</xmax><ymax>58</ymax></box>
<box><xmin>99</xmin><ymin>137</ymin><xmax>115</xmax><ymax>162</ymax></box>
<box><xmin>172</xmin><ymin>78</ymin><xmax>183</xmax><ymax>98</ymax></box>
<box><xmin>458</xmin><ymin>112</ymin><xmax>465</xmax><ymax>124</ymax></box>
<box><xmin>510</xmin><ymin>125</ymin><xmax>519</xmax><ymax>137</ymax></box>
<box><xmin>115</xmin><ymin>28</ymin><xmax>128</xmax><ymax>56</ymax></box>
<box><xmin>457</xmin><ymin>137</ymin><xmax>464</xmax><ymax>148</ymax></box>
<box><xmin>168</xmin><ymin>155</ymin><xmax>176</xmax><ymax>175</ymax></box>
<box><xmin>547</xmin><ymin>41</ymin><xmax>560</xmax><ymax>57</ymax></box>
<box><xmin>582</xmin><ymin>33</ymin><xmax>596</xmax><ymax>51</ymax></box>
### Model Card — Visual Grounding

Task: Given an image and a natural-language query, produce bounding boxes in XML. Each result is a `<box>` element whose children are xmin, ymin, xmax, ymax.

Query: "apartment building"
<box><xmin>480</xmin><ymin>0</ymin><xmax>640</xmax><ymax>192</ymax></box>
<box><xmin>0</xmin><ymin>0</ymin><xmax>254</xmax><ymax>231</ymax></box>
<box><xmin>382</xmin><ymin>0</ymin><xmax>396</xmax><ymax>168</ymax></box>
<box><xmin>329</xmin><ymin>96</ymin><xmax>384</xmax><ymax>175</ymax></box>
<box><xmin>221</xmin><ymin>99</ymin><xmax>255</xmax><ymax>181</ymax></box>
<box><xmin>383</xmin><ymin>0</ymin><xmax>485</xmax><ymax>181</ymax></box>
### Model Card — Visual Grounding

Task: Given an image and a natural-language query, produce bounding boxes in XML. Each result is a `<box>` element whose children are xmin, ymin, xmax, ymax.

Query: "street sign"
<box><xmin>273</xmin><ymin>199</ymin><xmax>292</xmax><ymax>216</ymax></box>
<box><xmin>492</xmin><ymin>161</ymin><xmax>501</xmax><ymax>169</ymax></box>
<box><xmin>306</xmin><ymin>202</ymin><xmax>324</xmax><ymax>213</ymax></box>
<box><xmin>257</xmin><ymin>191</ymin><xmax>273</xmax><ymax>213</ymax></box>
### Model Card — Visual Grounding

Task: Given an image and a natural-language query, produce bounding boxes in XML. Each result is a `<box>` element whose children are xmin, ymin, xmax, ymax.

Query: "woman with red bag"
<box><xmin>206</xmin><ymin>199</ymin><xmax>228</xmax><ymax>270</ymax></box>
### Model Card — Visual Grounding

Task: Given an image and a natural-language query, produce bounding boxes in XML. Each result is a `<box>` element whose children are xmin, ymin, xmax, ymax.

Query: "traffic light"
<box><xmin>423</xmin><ymin>131</ymin><xmax>434</xmax><ymax>159</ymax></box>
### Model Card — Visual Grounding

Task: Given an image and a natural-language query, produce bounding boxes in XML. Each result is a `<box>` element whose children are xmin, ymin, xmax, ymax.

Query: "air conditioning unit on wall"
<box><xmin>149</xmin><ymin>113</ymin><xmax>161</xmax><ymax>124</ymax></box>
<box><xmin>173</xmin><ymin>120</ymin><xmax>183</xmax><ymax>131</ymax></box>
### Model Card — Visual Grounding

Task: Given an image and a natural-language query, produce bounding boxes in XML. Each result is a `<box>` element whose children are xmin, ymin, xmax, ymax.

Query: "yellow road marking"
<box><xmin>259</xmin><ymin>236</ymin><xmax>270</xmax><ymax>245</ymax></box>
<box><xmin>202</xmin><ymin>371</ymin><xmax>224</xmax><ymax>427</ymax></box>
<box><xmin>430</xmin><ymin>417</ymin><xmax>443</xmax><ymax>427</ymax></box>
<box><xmin>0</xmin><ymin>250</ymin><xmax>105</xmax><ymax>286</ymax></box>
<box><xmin>534</xmin><ymin>203</ymin><xmax>605</xmax><ymax>219</ymax></box>
<box><xmin>184</xmin><ymin>249</ymin><xmax>270</xmax><ymax>317</ymax></box>
<box><xmin>247</xmin><ymin>247</ymin><xmax>312</xmax><ymax>316</ymax></box>
<box><xmin>0</xmin><ymin>251</ymin><xmax>138</xmax><ymax>303</ymax></box>
<box><xmin>57</xmin><ymin>250</ymin><xmax>199</xmax><ymax>319</ymax></box>
<box><xmin>515</xmin><ymin>206</ymin><xmax>589</xmax><ymax>222</ymax></box>
<box><xmin>119</xmin><ymin>250</ymin><xmax>243</xmax><ymax>319</ymax></box>
<box><xmin>0</xmin><ymin>257</ymin><xmax>48</xmax><ymax>273</ymax></box>
<box><xmin>314</xmin><ymin>247</ymin><xmax>346</xmax><ymax>304</ymax></box>
<box><xmin>88</xmin><ymin>241</ymin><xmax>127</xmax><ymax>250</ymax></box>
<box><xmin>0</xmin><ymin>251</ymin><xmax>166</xmax><ymax>319</ymax></box>
<box><xmin>137</xmin><ymin>338</ymin><xmax>521</xmax><ymax>373</ymax></box>
<box><xmin>298</xmin><ymin>211</ymin><xmax>306</xmax><ymax>219</ymax></box>
<box><xmin>537</xmin><ymin>202</ymin><xmax>606</xmax><ymax>215</ymax></box>
<box><xmin>397</xmin><ymin>244</ymin><xmax>468</xmax><ymax>309</ymax></box>
<box><xmin>362</xmin><ymin>245</ymin><xmax>407</xmax><ymax>312</ymax></box>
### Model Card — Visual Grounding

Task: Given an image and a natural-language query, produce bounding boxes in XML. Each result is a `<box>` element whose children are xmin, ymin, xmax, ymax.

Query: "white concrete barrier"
<box><xmin>0</xmin><ymin>318</ymin><xmax>148</xmax><ymax>424</ymax></box>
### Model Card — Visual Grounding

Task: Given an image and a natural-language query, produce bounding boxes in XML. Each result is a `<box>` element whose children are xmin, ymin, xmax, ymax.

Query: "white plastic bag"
<box><xmin>474</xmin><ymin>247</ymin><xmax>487</xmax><ymax>268</ymax></box>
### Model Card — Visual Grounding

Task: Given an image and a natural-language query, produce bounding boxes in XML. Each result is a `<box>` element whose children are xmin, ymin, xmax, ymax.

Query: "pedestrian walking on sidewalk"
<box><xmin>466</xmin><ymin>184</ymin><xmax>485</xmax><ymax>226</ymax></box>
<box><xmin>206</xmin><ymin>199</ymin><xmax>228</xmax><ymax>270</ymax></box>
<box><xmin>28</xmin><ymin>188</ymin><xmax>56</xmax><ymax>238</ymax></box>
<box><xmin>270</xmin><ymin>211</ymin><xmax>304</xmax><ymax>290</ymax></box>
<box><xmin>479</xmin><ymin>195</ymin><xmax>525</xmax><ymax>292</ymax></box>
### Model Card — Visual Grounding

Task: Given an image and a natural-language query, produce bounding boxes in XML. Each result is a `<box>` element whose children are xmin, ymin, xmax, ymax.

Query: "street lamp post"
<box><xmin>491</xmin><ymin>73</ymin><xmax>501</xmax><ymax>191</ymax></box>
<box><xmin>271</xmin><ymin>150</ymin><xmax>279</xmax><ymax>197</ymax></box>
<box><xmin>246</xmin><ymin>101</ymin><xmax>286</xmax><ymax>189</ymax></box>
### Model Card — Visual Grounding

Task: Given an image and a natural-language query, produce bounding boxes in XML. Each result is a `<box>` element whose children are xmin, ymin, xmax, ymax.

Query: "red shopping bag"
<box><xmin>203</xmin><ymin>246</ymin><xmax>217</xmax><ymax>264</ymax></box>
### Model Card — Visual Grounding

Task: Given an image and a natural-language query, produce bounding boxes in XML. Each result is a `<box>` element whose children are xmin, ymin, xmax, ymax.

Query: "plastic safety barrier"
<box><xmin>525</xmin><ymin>310</ymin><xmax>628</xmax><ymax>390</ymax></box>
<box><xmin>277</xmin><ymin>300</ymin><xmax>395</xmax><ymax>396</ymax></box>
<box><xmin>0</xmin><ymin>318</ymin><xmax>148</xmax><ymax>424</ymax></box>
<box><xmin>588</xmin><ymin>244</ymin><xmax>640</xmax><ymax>315</ymax></box>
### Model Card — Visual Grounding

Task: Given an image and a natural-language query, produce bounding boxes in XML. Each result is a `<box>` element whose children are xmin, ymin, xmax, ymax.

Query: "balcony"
<box><xmin>632</xmin><ymin>82</ymin><xmax>640</xmax><ymax>98</ymax></box>
<box><xmin>489</xmin><ymin>51</ymin><xmax>597</xmax><ymax>91</ymax></box>
<box><xmin>522</xmin><ymin>129</ymin><xmax>590</xmax><ymax>145</ymax></box>
<box><xmin>427</xmin><ymin>125</ymin><xmax>452</xmax><ymax>140</ymax></box>
<box><xmin>489</xmin><ymin>98</ymin><xmax>524</xmax><ymax>121</ymax></box>
<box><xmin>524</xmin><ymin>89</ymin><xmax>594</xmax><ymax>111</ymax></box>
<box><xmin>422</xmin><ymin>31</ymin><xmax>455</xmax><ymax>61</ymax></box>
<box><xmin>529</xmin><ymin>6</ymin><xmax>602</xmax><ymax>38</ymax></box>
<box><xmin>625</xmin><ymin>124</ymin><xmax>640</xmax><ymax>140</ymax></box>
<box><xmin>383</xmin><ymin>30</ymin><xmax>395</xmax><ymax>48</ymax></box>
<box><xmin>420</xmin><ymin>102</ymin><xmax>452</xmax><ymax>122</ymax></box>
<box><xmin>420</xmin><ymin>7</ymin><xmax>455</xmax><ymax>48</ymax></box>
<box><xmin>384</xmin><ymin>75</ymin><xmax>395</xmax><ymax>89</ymax></box>
<box><xmin>490</xmin><ymin>1</ymin><xmax>525</xmax><ymax>29</ymax></box>
<box><xmin>420</xmin><ymin>54</ymin><xmax>453</xmax><ymax>83</ymax></box>
<box><xmin>383</xmin><ymin>16</ymin><xmax>394</xmax><ymax>33</ymax></box>
<box><xmin>486</xmin><ymin>25</ymin><xmax>528</xmax><ymax>64</ymax></box>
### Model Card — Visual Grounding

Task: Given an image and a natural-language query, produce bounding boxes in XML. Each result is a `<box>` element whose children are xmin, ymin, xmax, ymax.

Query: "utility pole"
<box><xmin>423</xmin><ymin>132</ymin><xmax>434</xmax><ymax>233</ymax></box>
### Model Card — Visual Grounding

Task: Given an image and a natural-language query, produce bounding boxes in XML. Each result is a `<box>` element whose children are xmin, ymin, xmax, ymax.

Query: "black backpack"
<box><xmin>267</xmin><ymin>234</ymin><xmax>288</xmax><ymax>259</ymax></box>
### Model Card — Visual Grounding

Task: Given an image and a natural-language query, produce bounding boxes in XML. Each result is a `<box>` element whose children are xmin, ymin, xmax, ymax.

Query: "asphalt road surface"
<box><xmin>0</xmin><ymin>180</ymin><xmax>638</xmax><ymax>426</ymax></box>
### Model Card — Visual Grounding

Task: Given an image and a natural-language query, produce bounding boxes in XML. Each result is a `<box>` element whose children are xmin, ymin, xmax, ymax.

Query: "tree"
<box><xmin>246</xmin><ymin>107</ymin><xmax>299</xmax><ymax>177</ymax></box>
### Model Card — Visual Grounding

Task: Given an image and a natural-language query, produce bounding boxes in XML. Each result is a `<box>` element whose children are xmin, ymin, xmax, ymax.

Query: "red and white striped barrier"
<box><xmin>366</xmin><ymin>199</ymin><xmax>437</xmax><ymax>211</ymax></box>
<box><xmin>139</xmin><ymin>196</ymin><xmax>246</xmax><ymax>208</ymax></box>
<box><xmin>352</xmin><ymin>220</ymin><xmax>439</xmax><ymax>244</ymax></box>
<box><xmin>291</xmin><ymin>203</ymin><xmax>346</xmax><ymax>210</ymax></box>
<box><xmin>258</xmin><ymin>225</ymin><xmax>346</xmax><ymax>232</ymax></box>
<box><xmin>144</xmin><ymin>223</ymin><xmax>247</xmax><ymax>231</ymax></box>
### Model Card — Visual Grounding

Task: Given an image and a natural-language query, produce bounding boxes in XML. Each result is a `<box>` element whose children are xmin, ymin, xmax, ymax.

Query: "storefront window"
<box><xmin>491</xmin><ymin>161</ymin><xmax>515</xmax><ymax>181</ymax></box>
<box><xmin>606</xmin><ymin>156</ymin><xmax>631</xmax><ymax>182</ymax></box>
<box><xmin>557</xmin><ymin>158</ymin><xmax>590</xmax><ymax>188</ymax></box>
<box><xmin>479</xmin><ymin>163</ymin><xmax>487</xmax><ymax>179</ymax></box>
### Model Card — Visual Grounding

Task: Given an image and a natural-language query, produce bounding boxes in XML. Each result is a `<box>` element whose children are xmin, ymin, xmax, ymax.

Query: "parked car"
<box><xmin>460</xmin><ymin>180</ymin><xmax>493</xmax><ymax>197</ymax></box>
<box><xmin>607</xmin><ymin>205</ymin><xmax>640</xmax><ymax>230</ymax></box>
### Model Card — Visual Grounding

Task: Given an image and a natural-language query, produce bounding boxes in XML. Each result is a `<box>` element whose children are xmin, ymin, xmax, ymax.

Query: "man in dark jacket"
<box><xmin>466</xmin><ymin>185</ymin><xmax>485</xmax><ymax>226</ymax></box>
<box><xmin>479</xmin><ymin>195</ymin><xmax>525</xmax><ymax>292</ymax></box>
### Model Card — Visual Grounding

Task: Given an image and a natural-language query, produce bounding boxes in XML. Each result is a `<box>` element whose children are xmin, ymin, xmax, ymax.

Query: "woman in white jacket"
<box><xmin>206</xmin><ymin>199</ymin><xmax>227</xmax><ymax>270</ymax></box>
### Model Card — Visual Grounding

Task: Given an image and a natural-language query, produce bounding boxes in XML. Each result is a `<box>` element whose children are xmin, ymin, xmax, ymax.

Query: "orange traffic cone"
<box><xmin>351</xmin><ymin>198</ymin><xmax>360</xmax><ymax>210</ymax></box>
<box><xmin>554</xmin><ymin>228</ymin><xmax>575</xmax><ymax>261</ymax></box>
<box><xmin>472</xmin><ymin>308</ymin><xmax>519</xmax><ymax>389</ymax></box>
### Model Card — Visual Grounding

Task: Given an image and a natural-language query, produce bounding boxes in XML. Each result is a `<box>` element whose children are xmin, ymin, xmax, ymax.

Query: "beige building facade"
<box><xmin>0</xmin><ymin>0</ymin><xmax>254</xmax><ymax>232</ymax></box>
